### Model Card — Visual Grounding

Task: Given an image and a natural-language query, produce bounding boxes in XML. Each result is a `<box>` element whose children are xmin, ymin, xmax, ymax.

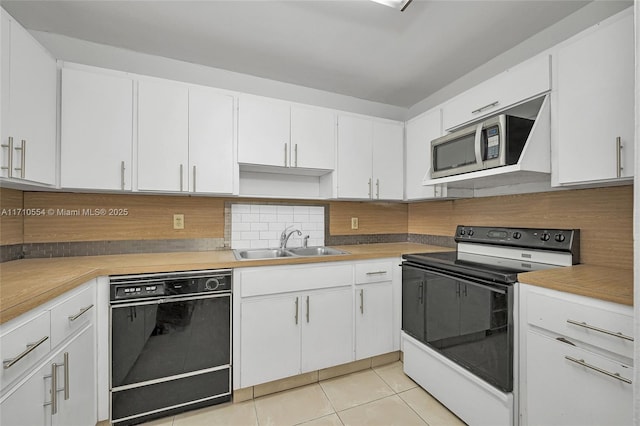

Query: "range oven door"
<box><xmin>110</xmin><ymin>294</ymin><xmax>231</xmax><ymax>424</ymax></box>
<box><xmin>402</xmin><ymin>262</ymin><xmax>514</xmax><ymax>392</ymax></box>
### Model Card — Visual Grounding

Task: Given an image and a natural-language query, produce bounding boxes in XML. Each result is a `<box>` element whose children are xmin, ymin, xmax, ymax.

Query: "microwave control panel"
<box><xmin>485</xmin><ymin>125</ymin><xmax>500</xmax><ymax>159</ymax></box>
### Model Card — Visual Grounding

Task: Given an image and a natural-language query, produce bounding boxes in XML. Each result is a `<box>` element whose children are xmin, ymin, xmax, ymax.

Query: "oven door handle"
<box><xmin>402</xmin><ymin>263</ymin><xmax>507</xmax><ymax>294</ymax></box>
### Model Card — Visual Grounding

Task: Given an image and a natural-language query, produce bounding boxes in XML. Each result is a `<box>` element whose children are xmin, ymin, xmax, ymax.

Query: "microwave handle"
<box><xmin>474</xmin><ymin>123</ymin><xmax>484</xmax><ymax>166</ymax></box>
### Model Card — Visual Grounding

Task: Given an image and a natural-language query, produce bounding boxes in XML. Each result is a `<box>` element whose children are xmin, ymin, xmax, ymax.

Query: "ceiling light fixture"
<box><xmin>370</xmin><ymin>0</ymin><xmax>413</xmax><ymax>12</ymax></box>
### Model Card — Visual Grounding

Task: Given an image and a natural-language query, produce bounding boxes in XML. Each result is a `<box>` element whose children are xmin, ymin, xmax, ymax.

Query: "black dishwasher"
<box><xmin>109</xmin><ymin>270</ymin><xmax>232</xmax><ymax>425</ymax></box>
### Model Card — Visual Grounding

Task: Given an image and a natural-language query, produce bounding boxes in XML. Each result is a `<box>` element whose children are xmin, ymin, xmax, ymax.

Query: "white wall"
<box><xmin>633</xmin><ymin>1</ymin><xmax>639</xmax><ymax>423</ymax></box>
<box><xmin>30</xmin><ymin>30</ymin><xmax>407</xmax><ymax>122</ymax></box>
<box><xmin>408</xmin><ymin>1</ymin><xmax>632</xmax><ymax>120</ymax></box>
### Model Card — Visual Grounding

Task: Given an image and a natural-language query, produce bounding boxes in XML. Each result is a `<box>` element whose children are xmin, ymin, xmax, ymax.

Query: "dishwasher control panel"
<box><xmin>109</xmin><ymin>270</ymin><xmax>232</xmax><ymax>302</ymax></box>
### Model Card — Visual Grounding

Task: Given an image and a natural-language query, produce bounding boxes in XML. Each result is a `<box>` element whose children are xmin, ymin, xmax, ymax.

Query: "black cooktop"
<box><xmin>402</xmin><ymin>251</ymin><xmax>556</xmax><ymax>284</ymax></box>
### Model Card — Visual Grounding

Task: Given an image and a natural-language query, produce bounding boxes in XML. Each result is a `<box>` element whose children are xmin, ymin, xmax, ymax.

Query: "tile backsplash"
<box><xmin>231</xmin><ymin>204</ymin><xmax>325</xmax><ymax>249</ymax></box>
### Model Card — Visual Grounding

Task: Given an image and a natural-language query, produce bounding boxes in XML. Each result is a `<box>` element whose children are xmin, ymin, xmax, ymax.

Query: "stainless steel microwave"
<box><xmin>430</xmin><ymin>114</ymin><xmax>534</xmax><ymax>179</ymax></box>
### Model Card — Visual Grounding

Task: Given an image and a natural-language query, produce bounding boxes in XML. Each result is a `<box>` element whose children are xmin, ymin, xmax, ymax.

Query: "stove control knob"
<box><xmin>540</xmin><ymin>233</ymin><xmax>551</xmax><ymax>242</ymax></box>
<box><xmin>459</xmin><ymin>229</ymin><xmax>466</xmax><ymax>236</ymax></box>
<box><xmin>467</xmin><ymin>230</ymin><xmax>474</xmax><ymax>236</ymax></box>
<box><xmin>512</xmin><ymin>232</ymin><xmax>522</xmax><ymax>240</ymax></box>
<box><xmin>555</xmin><ymin>234</ymin><xmax>566</xmax><ymax>243</ymax></box>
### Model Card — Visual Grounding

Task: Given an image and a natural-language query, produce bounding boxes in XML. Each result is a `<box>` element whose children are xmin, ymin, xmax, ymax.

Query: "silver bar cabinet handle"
<box><xmin>284</xmin><ymin>143</ymin><xmax>288</xmax><ymax>167</ymax></box>
<box><xmin>1</xmin><ymin>136</ymin><xmax>13</xmax><ymax>176</ymax></box>
<box><xmin>366</xmin><ymin>271</ymin><xmax>387</xmax><ymax>276</ymax></box>
<box><xmin>3</xmin><ymin>336</ymin><xmax>49</xmax><ymax>369</ymax></box>
<box><xmin>566</xmin><ymin>319</ymin><xmax>634</xmax><ymax>341</ymax></box>
<box><xmin>471</xmin><ymin>101</ymin><xmax>499</xmax><ymax>115</ymax></box>
<box><xmin>306</xmin><ymin>296</ymin><xmax>310</xmax><ymax>323</ymax></box>
<box><xmin>179</xmin><ymin>164</ymin><xmax>184</xmax><ymax>191</ymax></box>
<box><xmin>294</xmin><ymin>143</ymin><xmax>298</xmax><ymax>167</ymax></box>
<box><xmin>120</xmin><ymin>161</ymin><xmax>125</xmax><ymax>190</ymax></box>
<box><xmin>68</xmin><ymin>304</ymin><xmax>94</xmax><ymax>322</ymax></box>
<box><xmin>193</xmin><ymin>165</ymin><xmax>197</xmax><ymax>192</ymax></box>
<box><xmin>368</xmin><ymin>178</ymin><xmax>372</xmax><ymax>198</ymax></box>
<box><xmin>565</xmin><ymin>355</ymin><xmax>632</xmax><ymax>384</ymax></box>
<box><xmin>616</xmin><ymin>137</ymin><xmax>622</xmax><ymax>178</ymax></box>
<box><xmin>63</xmin><ymin>352</ymin><xmax>69</xmax><ymax>400</ymax></box>
<box><xmin>51</xmin><ymin>363</ymin><xmax>58</xmax><ymax>414</ymax></box>
<box><xmin>13</xmin><ymin>139</ymin><xmax>25</xmax><ymax>178</ymax></box>
<box><xmin>376</xmin><ymin>179</ymin><xmax>380</xmax><ymax>199</ymax></box>
<box><xmin>360</xmin><ymin>289</ymin><xmax>364</xmax><ymax>314</ymax></box>
<box><xmin>295</xmin><ymin>297</ymin><xmax>299</xmax><ymax>325</ymax></box>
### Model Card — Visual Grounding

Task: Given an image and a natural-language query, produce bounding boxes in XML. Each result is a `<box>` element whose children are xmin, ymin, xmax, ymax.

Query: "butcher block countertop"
<box><xmin>0</xmin><ymin>243</ymin><xmax>445</xmax><ymax>324</ymax></box>
<box><xmin>1</xmin><ymin>243</ymin><xmax>633</xmax><ymax>324</ymax></box>
<box><xmin>518</xmin><ymin>265</ymin><xmax>633</xmax><ymax>306</ymax></box>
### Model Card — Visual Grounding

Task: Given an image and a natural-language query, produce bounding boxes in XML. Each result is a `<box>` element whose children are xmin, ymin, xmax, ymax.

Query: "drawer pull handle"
<box><xmin>3</xmin><ymin>336</ymin><xmax>49</xmax><ymax>369</ymax></box>
<box><xmin>556</xmin><ymin>337</ymin><xmax>575</xmax><ymax>346</ymax></box>
<box><xmin>471</xmin><ymin>101</ymin><xmax>499</xmax><ymax>114</ymax></box>
<box><xmin>68</xmin><ymin>304</ymin><xmax>94</xmax><ymax>322</ymax></box>
<box><xmin>366</xmin><ymin>271</ymin><xmax>387</xmax><ymax>275</ymax></box>
<box><xmin>566</xmin><ymin>319</ymin><xmax>634</xmax><ymax>342</ymax></box>
<box><xmin>565</xmin><ymin>356</ymin><xmax>632</xmax><ymax>384</ymax></box>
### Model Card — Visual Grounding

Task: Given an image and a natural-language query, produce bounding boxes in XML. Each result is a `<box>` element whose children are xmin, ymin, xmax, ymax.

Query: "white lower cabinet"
<box><xmin>355</xmin><ymin>281</ymin><xmax>393</xmax><ymax>359</ymax></box>
<box><xmin>0</xmin><ymin>280</ymin><xmax>97</xmax><ymax>426</ymax></box>
<box><xmin>520</xmin><ymin>284</ymin><xmax>633</xmax><ymax>426</ymax></box>
<box><xmin>0</xmin><ymin>324</ymin><xmax>96</xmax><ymax>426</ymax></box>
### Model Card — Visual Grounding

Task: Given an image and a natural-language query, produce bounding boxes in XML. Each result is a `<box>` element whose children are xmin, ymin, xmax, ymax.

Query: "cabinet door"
<box><xmin>0</xmin><ymin>360</ymin><xmax>50</xmax><ymax>426</ymax></box>
<box><xmin>7</xmin><ymin>16</ymin><xmax>56</xmax><ymax>185</ymax></box>
<box><xmin>1</xmin><ymin>11</ymin><xmax>10</xmax><ymax>178</ymax></box>
<box><xmin>53</xmin><ymin>325</ymin><xmax>96</xmax><ymax>426</ymax></box>
<box><xmin>355</xmin><ymin>282</ymin><xmax>393</xmax><ymax>359</ymax></box>
<box><xmin>372</xmin><ymin>120</ymin><xmax>403</xmax><ymax>200</ymax></box>
<box><xmin>337</xmin><ymin>115</ymin><xmax>372</xmax><ymax>199</ymax></box>
<box><xmin>61</xmin><ymin>68</ymin><xmax>133</xmax><ymax>190</ymax></box>
<box><xmin>405</xmin><ymin>109</ymin><xmax>444</xmax><ymax>200</ymax></box>
<box><xmin>237</xmin><ymin>95</ymin><xmax>290</xmax><ymax>167</ymax></box>
<box><xmin>525</xmin><ymin>331</ymin><xmax>632</xmax><ymax>426</ymax></box>
<box><xmin>137</xmin><ymin>79</ymin><xmax>189</xmax><ymax>191</ymax></box>
<box><xmin>290</xmin><ymin>105</ymin><xmax>335</xmax><ymax>170</ymax></box>
<box><xmin>240</xmin><ymin>295</ymin><xmax>301</xmax><ymax>387</ymax></box>
<box><xmin>301</xmin><ymin>288</ymin><xmax>353</xmax><ymax>372</ymax></box>
<box><xmin>556</xmin><ymin>13</ymin><xmax>634</xmax><ymax>184</ymax></box>
<box><xmin>188</xmin><ymin>87</ymin><xmax>234</xmax><ymax>194</ymax></box>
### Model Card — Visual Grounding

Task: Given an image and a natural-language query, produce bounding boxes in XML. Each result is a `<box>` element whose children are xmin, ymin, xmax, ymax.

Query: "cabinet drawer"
<box><xmin>0</xmin><ymin>311</ymin><xmax>51</xmax><ymax>390</ymax></box>
<box><xmin>50</xmin><ymin>283</ymin><xmax>96</xmax><ymax>348</ymax></box>
<box><xmin>239</xmin><ymin>264</ymin><xmax>353</xmax><ymax>297</ymax></box>
<box><xmin>442</xmin><ymin>54</ymin><xmax>550</xmax><ymax>131</ymax></box>
<box><xmin>355</xmin><ymin>261</ymin><xmax>393</xmax><ymax>284</ymax></box>
<box><xmin>527</xmin><ymin>290</ymin><xmax>633</xmax><ymax>359</ymax></box>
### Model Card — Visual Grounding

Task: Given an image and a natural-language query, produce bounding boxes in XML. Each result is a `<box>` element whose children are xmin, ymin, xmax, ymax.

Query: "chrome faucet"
<box><xmin>280</xmin><ymin>226</ymin><xmax>302</xmax><ymax>249</ymax></box>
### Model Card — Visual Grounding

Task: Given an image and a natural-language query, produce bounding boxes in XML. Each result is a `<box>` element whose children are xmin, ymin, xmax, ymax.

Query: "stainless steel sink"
<box><xmin>287</xmin><ymin>246</ymin><xmax>348</xmax><ymax>256</ymax></box>
<box><xmin>233</xmin><ymin>246</ymin><xmax>348</xmax><ymax>260</ymax></box>
<box><xmin>234</xmin><ymin>248</ymin><xmax>295</xmax><ymax>260</ymax></box>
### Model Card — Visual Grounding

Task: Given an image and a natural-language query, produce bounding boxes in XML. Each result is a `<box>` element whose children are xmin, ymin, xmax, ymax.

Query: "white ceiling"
<box><xmin>2</xmin><ymin>0</ymin><xmax>603</xmax><ymax>108</ymax></box>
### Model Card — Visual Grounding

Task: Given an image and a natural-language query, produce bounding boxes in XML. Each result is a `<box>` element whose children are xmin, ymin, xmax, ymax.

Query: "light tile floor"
<box><xmin>143</xmin><ymin>362</ymin><xmax>466</xmax><ymax>426</ymax></box>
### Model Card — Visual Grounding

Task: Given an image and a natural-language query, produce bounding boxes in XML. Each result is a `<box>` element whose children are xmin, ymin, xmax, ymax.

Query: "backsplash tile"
<box><xmin>231</xmin><ymin>203</ymin><xmax>325</xmax><ymax>249</ymax></box>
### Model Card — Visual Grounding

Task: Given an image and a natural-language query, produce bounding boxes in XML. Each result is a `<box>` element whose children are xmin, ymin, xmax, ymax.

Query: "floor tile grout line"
<box><xmin>396</xmin><ymin>389</ymin><xmax>433</xmax><ymax>426</ymax></box>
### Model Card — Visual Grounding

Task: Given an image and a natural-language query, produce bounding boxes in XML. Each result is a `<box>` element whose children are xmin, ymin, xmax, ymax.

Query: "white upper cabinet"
<box><xmin>238</xmin><ymin>94</ymin><xmax>335</xmax><ymax>171</ymax></box>
<box><xmin>137</xmin><ymin>78</ymin><xmax>235</xmax><ymax>193</ymax></box>
<box><xmin>442</xmin><ymin>54</ymin><xmax>551</xmax><ymax>131</ymax></box>
<box><xmin>337</xmin><ymin>114</ymin><xmax>403</xmax><ymax>200</ymax></box>
<box><xmin>554</xmin><ymin>10</ymin><xmax>634</xmax><ymax>185</ymax></box>
<box><xmin>188</xmin><ymin>86</ymin><xmax>235</xmax><ymax>194</ymax></box>
<box><xmin>137</xmin><ymin>79</ymin><xmax>189</xmax><ymax>192</ymax></box>
<box><xmin>372</xmin><ymin>120</ymin><xmax>404</xmax><ymax>200</ymax></box>
<box><xmin>290</xmin><ymin>104</ymin><xmax>335</xmax><ymax>170</ymax></box>
<box><xmin>237</xmin><ymin>95</ymin><xmax>290</xmax><ymax>168</ymax></box>
<box><xmin>405</xmin><ymin>108</ymin><xmax>446</xmax><ymax>200</ymax></box>
<box><xmin>61</xmin><ymin>67</ymin><xmax>134</xmax><ymax>191</ymax></box>
<box><xmin>1</xmin><ymin>10</ymin><xmax>56</xmax><ymax>185</ymax></box>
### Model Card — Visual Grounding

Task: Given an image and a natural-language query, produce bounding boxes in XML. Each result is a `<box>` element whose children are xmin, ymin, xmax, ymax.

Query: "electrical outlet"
<box><xmin>351</xmin><ymin>217</ymin><xmax>359</xmax><ymax>230</ymax></box>
<box><xmin>173</xmin><ymin>214</ymin><xmax>185</xmax><ymax>230</ymax></box>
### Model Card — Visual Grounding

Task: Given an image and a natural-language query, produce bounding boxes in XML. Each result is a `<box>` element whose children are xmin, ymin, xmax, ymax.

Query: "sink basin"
<box><xmin>234</xmin><ymin>248</ymin><xmax>295</xmax><ymax>260</ymax></box>
<box><xmin>287</xmin><ymin>247</ymin><xmax>348</xmax><ymax>256</ymax></box>
<box><xmin>233</xmin><ymin>246</ymin><xmax>349</xmax><ymax>260</ymax></box>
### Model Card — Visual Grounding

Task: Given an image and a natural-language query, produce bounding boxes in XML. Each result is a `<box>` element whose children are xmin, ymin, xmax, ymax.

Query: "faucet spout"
<box><xmin>280</xmin><ymin>226</ymin><xmax>302</xmax><ymax>249</ymax></box>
